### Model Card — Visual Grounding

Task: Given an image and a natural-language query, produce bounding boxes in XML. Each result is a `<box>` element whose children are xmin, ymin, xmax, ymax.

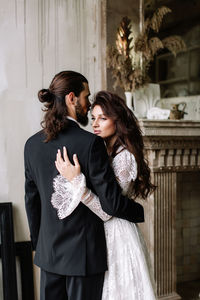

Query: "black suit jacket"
<box><xmin>24</xmin><ymin>120</ymin><xmax>144</xmax><ymax>276</ymax></box>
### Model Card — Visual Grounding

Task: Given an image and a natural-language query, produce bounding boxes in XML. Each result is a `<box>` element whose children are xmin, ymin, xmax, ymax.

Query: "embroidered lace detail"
<box><xmin>102</xmin><ymin>220</ymin><xmax>156</xmax><ymax>299</ymax></box>
<box><xmin>51</xmin><ymin>174</ymin><xmax>81</xmax><ymax>219</ymax></box>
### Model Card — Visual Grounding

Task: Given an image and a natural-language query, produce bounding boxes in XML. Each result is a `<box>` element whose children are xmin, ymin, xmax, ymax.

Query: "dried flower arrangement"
<box><xmin>107</xmin><ymin>17</ymin><xmax>146</xmax><ymax>91</ymax></box>
<box><xmin>107</xmin><ymin>6</ymin><xmax>186</xmax><ymax>92</ymax></box>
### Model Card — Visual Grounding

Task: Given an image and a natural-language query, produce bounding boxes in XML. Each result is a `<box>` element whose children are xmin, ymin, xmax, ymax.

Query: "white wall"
<box><xmin>0</xmin><ymin>0</ymin><xmax>106</xmax><ymax>298</ymax></box>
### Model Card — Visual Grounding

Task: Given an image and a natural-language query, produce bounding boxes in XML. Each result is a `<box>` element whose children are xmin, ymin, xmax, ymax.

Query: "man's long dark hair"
<box><xmin>91</xmin><ymin>91</ymin><xmax>156</xmax><ymax>200</ymax></box>
<box><xmin>38</xmin><ymin>71</ymin><xmax>88</xmax><ymax>142</ymax></box>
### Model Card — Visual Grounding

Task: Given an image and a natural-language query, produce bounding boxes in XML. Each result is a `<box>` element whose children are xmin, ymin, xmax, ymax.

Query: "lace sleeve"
<box><xmin>51</xmin><ymin>175</ymin><xmax>81</xmax><ymax>219</ymax></box>
<box><xmin>112</xmin><ymin>149</ymin><xmax>138</xmax><ymax>195</ymax></box>
<box><xmin>51</xmin><ymin>173</ymin><xmax>111</xmax><ymax>221</ymax></box>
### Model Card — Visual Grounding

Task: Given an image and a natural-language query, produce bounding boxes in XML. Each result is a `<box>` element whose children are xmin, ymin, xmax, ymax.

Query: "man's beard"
<box><xmin>75</xmin><ymin>100</ymin><xmax>89</xmax><ymax>126</ymax></box>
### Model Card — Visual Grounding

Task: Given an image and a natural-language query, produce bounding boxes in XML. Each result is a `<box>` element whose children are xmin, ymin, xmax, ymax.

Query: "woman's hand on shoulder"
<box><xmin>55</xmin><ymin>146</ymin><xmax>81</xmax><ymax>181</ymax></box>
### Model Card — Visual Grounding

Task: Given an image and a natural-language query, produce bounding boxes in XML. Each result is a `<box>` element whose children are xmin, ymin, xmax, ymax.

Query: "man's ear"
<box><xmin>65</xmin><ymin>92</ymin><xmax>77</xmax><ymax>106</ymax></box>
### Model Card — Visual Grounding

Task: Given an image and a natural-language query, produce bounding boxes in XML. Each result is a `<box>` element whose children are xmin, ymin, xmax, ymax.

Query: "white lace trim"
<box><xmin>51</xmin><ymin>174</ymin><xmax>82</xmax><ymax>219</ymax></box>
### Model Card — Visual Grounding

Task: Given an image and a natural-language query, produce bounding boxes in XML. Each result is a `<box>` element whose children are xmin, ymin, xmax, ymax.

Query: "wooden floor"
<box><xmin>177</xmin><ymin>280</ymin><xmax>200</xmax><ymax>300</ymax></box>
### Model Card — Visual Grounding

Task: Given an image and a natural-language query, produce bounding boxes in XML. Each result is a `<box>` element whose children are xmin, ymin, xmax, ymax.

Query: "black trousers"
<box><xmin>40</xmin><ymin>269</ymin><xmax>105</xmax><ymax>300</ymax></box>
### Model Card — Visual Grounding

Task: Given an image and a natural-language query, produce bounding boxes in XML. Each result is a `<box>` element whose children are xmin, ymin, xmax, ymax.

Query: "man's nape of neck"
<box><xmin>67</xmin><ymin>109</ymin><xmax>77</xmax><ymax>121</ymax></box>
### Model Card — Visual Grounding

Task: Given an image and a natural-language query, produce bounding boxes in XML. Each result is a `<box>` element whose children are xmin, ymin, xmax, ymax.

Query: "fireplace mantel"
<box><xmin>140</xmin><ymin>120</ymin><xmax>200</xmax><ymax>172</ymax></box>
<box><xmin>140</xmin><ymin>120</ymin><xmax>200</xmax><ymax>136</ymax></box>
<box><xmin>138</xmin><ymin>120</ymin><xmax>200</xmax><ymax>300</ymax></box>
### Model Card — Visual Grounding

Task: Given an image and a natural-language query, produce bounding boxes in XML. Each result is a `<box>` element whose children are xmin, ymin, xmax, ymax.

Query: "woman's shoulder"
<box><xmin>112</xmin><ymin>146</ymin><xmax>138</xmax><ymax>181</ymax></box>
<box><xmin>115</xmin><ymin>146</ymin><xmax>136</xmax><ymax>163</ymax></box>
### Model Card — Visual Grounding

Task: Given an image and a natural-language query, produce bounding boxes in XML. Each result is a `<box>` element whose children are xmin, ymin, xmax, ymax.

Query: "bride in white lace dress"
<box><xmin>51</xmin><ymin>91</ymin><xmax>156</xmax><ymax>300</ymax></box>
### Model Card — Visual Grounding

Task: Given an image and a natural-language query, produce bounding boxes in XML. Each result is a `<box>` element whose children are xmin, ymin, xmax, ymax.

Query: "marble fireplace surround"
<box><xmin>138</xmin><ymin>120</ymin><xmax>200</xmax><ymax>300</ymax></box>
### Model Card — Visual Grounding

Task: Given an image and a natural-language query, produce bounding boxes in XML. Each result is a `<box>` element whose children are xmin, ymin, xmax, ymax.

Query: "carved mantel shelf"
<box><xmin>140</xmin><ymin>120</ymin><xmax>200</xmax><ymax>136</ymax></box>
<box><xmin>138</xmin><ymin>120</ymin><xmax>200</xmax><ymax>300</ymax></box>
<box><xmin>140</xmin><ymin>120</ymin><xmax>200</xmax><ymax>172</ymax></box>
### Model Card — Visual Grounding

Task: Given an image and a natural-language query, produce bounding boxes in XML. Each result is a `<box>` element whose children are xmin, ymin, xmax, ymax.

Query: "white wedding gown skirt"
<box><xmin>102</xmin><ymin>217</ymin><xmax>156</xmax><ymax>300</ymax></box>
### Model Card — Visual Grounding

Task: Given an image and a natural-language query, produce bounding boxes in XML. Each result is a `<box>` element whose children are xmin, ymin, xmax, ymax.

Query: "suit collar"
<box><xmin>67</xmin><ymin>116</ymin><xmax>78</xmax><ymax>124</ymax></box>
<box><xmin>67</xmin><ymin>118</ymin><xmax>80</xmax><ymax>128</ymax></box>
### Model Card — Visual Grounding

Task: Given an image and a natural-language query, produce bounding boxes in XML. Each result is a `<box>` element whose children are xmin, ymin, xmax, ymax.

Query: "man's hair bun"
<box><xmin>38</xmin><ymin>89</ymin><xmax>54</xmax><ymax>103</ymax></box>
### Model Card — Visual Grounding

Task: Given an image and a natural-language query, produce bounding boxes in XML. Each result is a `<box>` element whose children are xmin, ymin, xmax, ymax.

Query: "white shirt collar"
<box><xmin>67</xmin><ymin>116</ymin><xmax>78</xmax><ymax>124</ymax></box>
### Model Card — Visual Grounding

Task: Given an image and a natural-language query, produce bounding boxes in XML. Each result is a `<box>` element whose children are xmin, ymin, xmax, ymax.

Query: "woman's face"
<box><xmin>91</xmin><ymin>105</ymin><xmax>116</xmax><ymax>139</ymax></box>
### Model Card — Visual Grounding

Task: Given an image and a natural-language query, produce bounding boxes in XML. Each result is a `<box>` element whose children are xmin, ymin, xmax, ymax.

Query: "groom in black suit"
<box><xmin>24</xmin><ymin>71</ymin><xmax>144</xmax><ymax>300</ymax></box>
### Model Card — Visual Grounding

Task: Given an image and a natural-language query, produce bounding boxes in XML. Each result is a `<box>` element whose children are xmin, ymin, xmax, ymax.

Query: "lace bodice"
<box><xmin>51</xmin><ymin>148</ymin><xmax>137</xmax><ymax>221</ymax></box>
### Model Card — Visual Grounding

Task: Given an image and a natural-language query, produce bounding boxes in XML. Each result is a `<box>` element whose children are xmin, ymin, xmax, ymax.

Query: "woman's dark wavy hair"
<box><xmin>38</xmin><ymin>70</ymin><xmax>88</xmax><ymax>142</ymax></box>
<box><xmin>91</xmin><ymin>91</ymin><xmax>156</xmax><ymax>200</ymax></box>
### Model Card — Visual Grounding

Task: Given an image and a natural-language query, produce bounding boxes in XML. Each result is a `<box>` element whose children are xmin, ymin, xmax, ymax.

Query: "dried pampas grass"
<box><xmin>162</xmin><ymin>36</ymin><xmax>187</xmax><ymax>56</ymax></box>
<box><xmin>150</xmin><ymin>6</ymin><xmax>171</xmax><ymax>32</ymax></box>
